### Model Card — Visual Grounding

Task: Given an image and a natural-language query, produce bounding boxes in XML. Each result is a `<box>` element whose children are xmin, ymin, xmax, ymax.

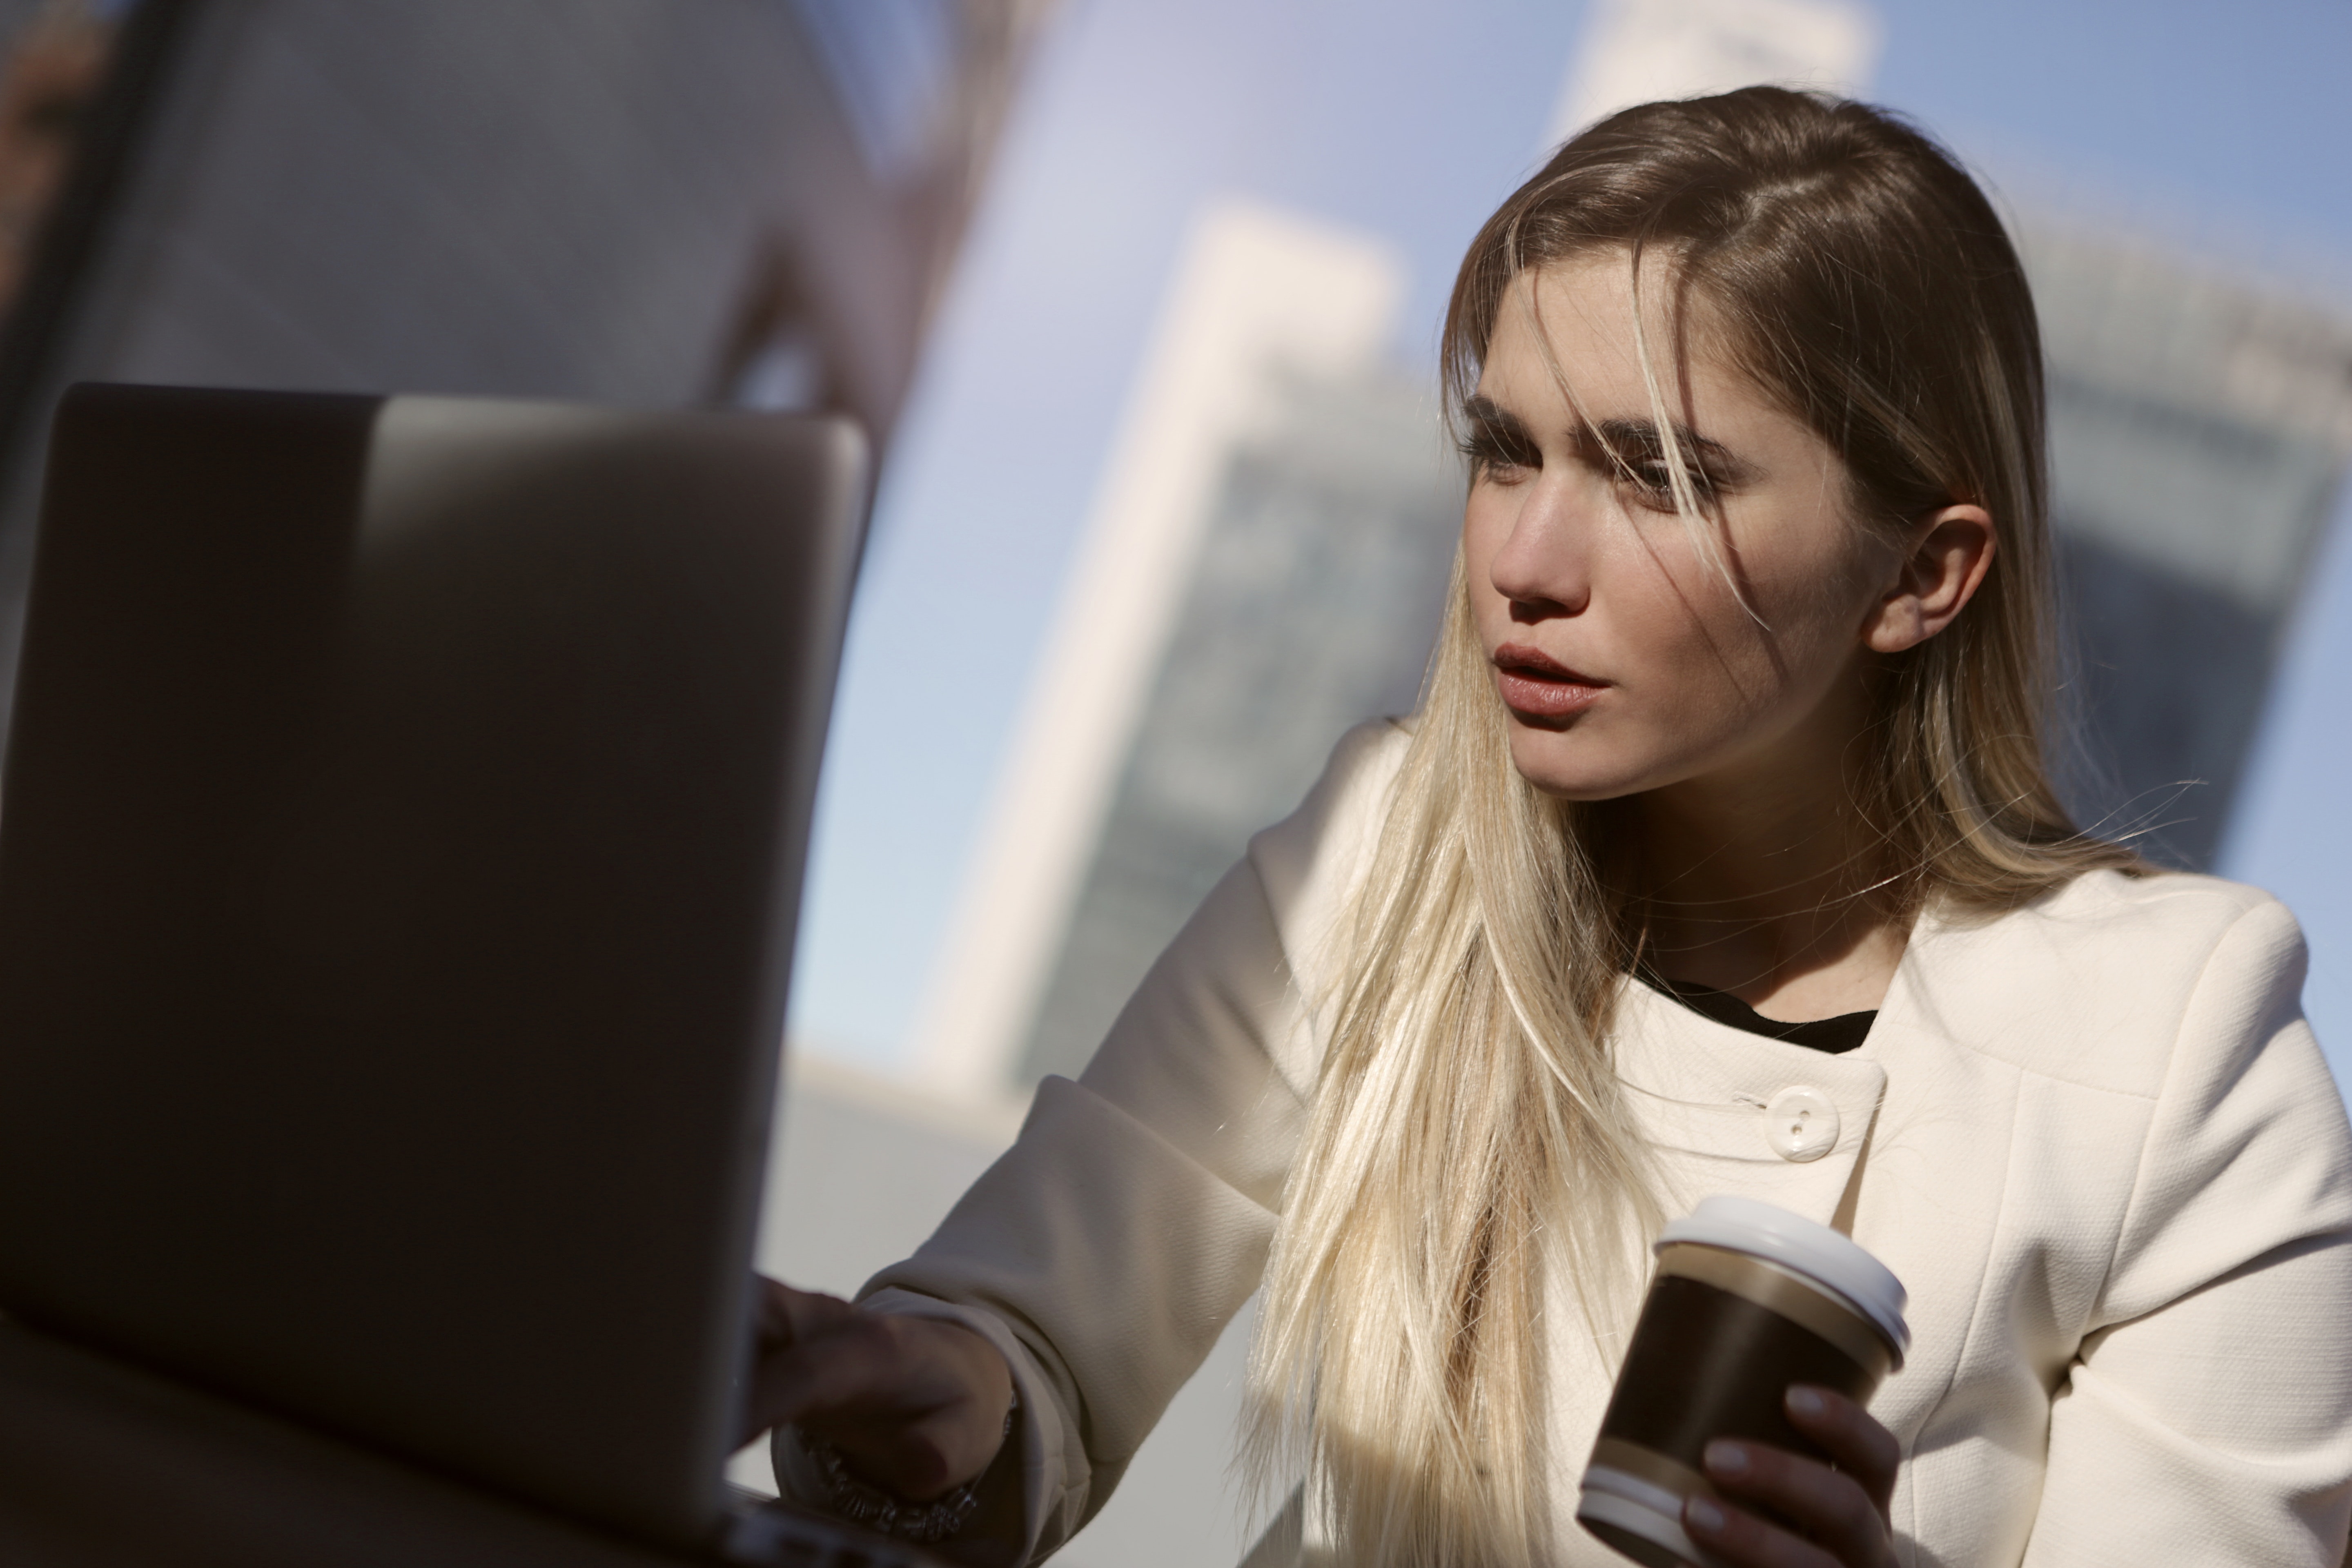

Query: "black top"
<box><xmin>1636</xmin><ymin>969</ymin><xmax>1875</xmax><ymax>1055</ymax></box>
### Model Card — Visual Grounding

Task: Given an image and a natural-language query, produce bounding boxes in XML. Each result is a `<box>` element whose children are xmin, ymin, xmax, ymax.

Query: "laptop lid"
<box><xmin>0</xmin><ymin>383</ymin><xmax>867</xmax><ymax>1550</ymax></box>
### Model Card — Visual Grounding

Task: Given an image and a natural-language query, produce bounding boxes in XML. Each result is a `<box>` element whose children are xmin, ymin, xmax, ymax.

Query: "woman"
<box><xmin>746</xmin><ymin>89</ymin><xmax>2352</xmax><ymax>1567</ymax></box>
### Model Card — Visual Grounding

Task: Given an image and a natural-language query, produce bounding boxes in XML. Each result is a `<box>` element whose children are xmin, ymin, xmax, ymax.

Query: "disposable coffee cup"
<box><xmin>1576</xmin><ymin>1196</ymin><xmax>1909</xmax><ymax>1568</ymax></box>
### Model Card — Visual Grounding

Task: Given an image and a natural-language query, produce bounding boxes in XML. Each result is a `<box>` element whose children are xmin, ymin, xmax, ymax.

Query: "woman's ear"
<box><xmin>1864</xmin><ymin>504</ymin><xmax>1996</xmax><ymax>654</ymax></box>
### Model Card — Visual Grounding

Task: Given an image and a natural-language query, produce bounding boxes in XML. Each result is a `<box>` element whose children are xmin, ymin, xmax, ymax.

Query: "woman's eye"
<box><xmin>1621</xmin><ymin>458</ymin><xmax>1712</xmax><ymax>509</ymax></box>
<box><xmin>1461</xmin><ymin>433</ymin><xmax>1537</xmax><ymax>483</ymax></box>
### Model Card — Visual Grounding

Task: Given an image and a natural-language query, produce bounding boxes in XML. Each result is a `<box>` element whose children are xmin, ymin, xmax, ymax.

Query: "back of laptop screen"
<box><xmin>0</xmin><ymin>385</ymin><xmax>864</xmax><ymax>1548</ymax></box>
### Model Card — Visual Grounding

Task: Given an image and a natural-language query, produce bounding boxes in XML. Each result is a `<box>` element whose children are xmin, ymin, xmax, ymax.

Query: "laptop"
<box><xmin>0</xmin><ymin>384</ymin><xmax>936</xmax><ymax>1565</ymax></box>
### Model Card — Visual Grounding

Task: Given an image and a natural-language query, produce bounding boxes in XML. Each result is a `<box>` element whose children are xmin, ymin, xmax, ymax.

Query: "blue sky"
<box><xmin>793</xmin><ymin>0</ymin><xmax>2352</xmax><ymax>1083</ymax></box>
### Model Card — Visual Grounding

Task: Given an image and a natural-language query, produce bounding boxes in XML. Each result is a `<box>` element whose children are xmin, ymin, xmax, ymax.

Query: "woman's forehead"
<box><xmin>1481</xmin><ymin>256</ymin><xmax>1741</xmax><ymax>413</ymax></box>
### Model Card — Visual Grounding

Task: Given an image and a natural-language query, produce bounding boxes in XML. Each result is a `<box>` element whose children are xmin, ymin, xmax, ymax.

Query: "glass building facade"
<box><xmin>1015</xmin><ymin>365</ymin><xmax>1460</xmax><ymax>1084</ymax></box>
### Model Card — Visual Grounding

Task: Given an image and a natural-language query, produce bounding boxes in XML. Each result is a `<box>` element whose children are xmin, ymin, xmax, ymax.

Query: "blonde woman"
<box><xmin>746</xmin><ymin>89</ymin><xmax>2352</xmax><ymax>1567</ymax></box>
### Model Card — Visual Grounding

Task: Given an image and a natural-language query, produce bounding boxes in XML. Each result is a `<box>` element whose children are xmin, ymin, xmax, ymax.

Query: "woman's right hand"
<box><xmin>741</xmin><ymin>1277</ymin><xmax>1016</xmax><ymax>1501</ymax></box>
<box><xmin>1682</xmin><ymin>1385</ymin><xmax>1901</xmax><ymax>1568</ymax></box>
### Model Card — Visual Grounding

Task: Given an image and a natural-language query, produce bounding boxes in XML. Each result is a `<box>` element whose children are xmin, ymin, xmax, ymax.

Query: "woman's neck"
<box><xmin>1625</xmin><ymin>712</ymin><xmax>1909</xmax><ymax>1023</ymax></box>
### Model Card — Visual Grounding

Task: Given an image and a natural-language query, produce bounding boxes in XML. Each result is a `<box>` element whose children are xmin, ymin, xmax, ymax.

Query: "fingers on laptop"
<box><xmin>754</xmin><ymin>1278</ymin><xmax>857</xmax><ymax>1349</ymax></box>
<box><xmin>743</xmin><ymin>1307</ymin><xmax>1013</xmax><ymax>1496</ymax></box>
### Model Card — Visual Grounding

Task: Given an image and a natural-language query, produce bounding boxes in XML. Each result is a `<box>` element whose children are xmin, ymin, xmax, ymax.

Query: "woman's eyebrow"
<box><xmin>1584</xmin><ymin>416</ymin><xmax>1741</xmax><ymax>469</ymax></box>
<box><xmin>1465</xmin><ymin>398</ymin><xmax>1755</xmax><ymax>481</ymax></box>
<box><xmin>1462</xmin><ymin>393</ymin><xmax>1532</xmax><ymax>440</ymax></box>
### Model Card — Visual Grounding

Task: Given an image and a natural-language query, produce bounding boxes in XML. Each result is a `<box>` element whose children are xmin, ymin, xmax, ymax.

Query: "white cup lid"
<box><xmin>1657</xmin><ymin>1195</ymin><xmax>1911</xmax><ymax>1360</ymax></box>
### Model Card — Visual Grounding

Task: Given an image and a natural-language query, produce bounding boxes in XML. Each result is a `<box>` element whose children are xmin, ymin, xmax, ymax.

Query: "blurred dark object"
<box><xmin>0</xmin><ymin>384</ymin><xmax>867</xmax><ymax>1557</ymax></box>
<box><xmin>0</xmin><ymin>0</ymin><xmax>140</xmax><ymax>315</ymax></box>
<box><xmin>0</xmin><ymin>0</ymin><xmax>190</xmax><ymax>531</ymax></box>
<box><xmin>0</xmin><ymin>0</ymin><xmax>1056</xmax><ymax>746</ymax></box>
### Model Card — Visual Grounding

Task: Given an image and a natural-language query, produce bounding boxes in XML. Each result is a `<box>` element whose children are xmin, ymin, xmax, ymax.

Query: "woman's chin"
<box><xmin>1504</xmin><ymin>734</ymin><xmax>1653</xmax><ymax>802</ymax></box>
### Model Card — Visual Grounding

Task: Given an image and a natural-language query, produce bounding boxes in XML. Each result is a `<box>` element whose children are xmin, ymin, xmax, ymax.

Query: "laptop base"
<box><xmin>0</xmin><ymin>1315</ymin><xmax>945</xmax><ymax>1568</ymax></box>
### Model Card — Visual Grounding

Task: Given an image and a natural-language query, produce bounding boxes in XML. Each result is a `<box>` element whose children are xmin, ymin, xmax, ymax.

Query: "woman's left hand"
<box><xmin>1682</xmin><ymin>1385</ymin><xmax>1900</xmax><ymax>1568</ymax></box>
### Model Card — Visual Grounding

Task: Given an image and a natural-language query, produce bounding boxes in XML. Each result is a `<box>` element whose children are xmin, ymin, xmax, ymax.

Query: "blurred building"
<box><xmin>1548</xmin><ymin>0</ymin><xmax>1878</xmax><ymax>143</ymax></box>
<box><xmin>2027</xmin><ymin>223</ymin><xmax>2352</xmax><ymax>867</ymax></box>
<box><xmin>1015</xmin><ymin>364</ymin><xmax>1459</xmax><ymax>1085</ymax></box>
<box><xmin>912</xmin><ymin>202</ymin><xmax>1452</xmax><ymax>1096</ymax></box>
<box><xmin>0</xmin><ymin>0</ymin><xmax>1059</xmax><ymax>738</ymax></box>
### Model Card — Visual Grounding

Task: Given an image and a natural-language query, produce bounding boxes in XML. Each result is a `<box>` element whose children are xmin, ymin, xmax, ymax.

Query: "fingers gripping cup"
<box><xmin>1576</xmin><ymin>1196</ymin><xmax>1910</xmax><ymax>1568</ymax></box>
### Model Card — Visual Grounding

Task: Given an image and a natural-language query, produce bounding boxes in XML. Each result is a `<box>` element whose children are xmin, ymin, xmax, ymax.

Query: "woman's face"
<box><xmin>1462</xmin><ymin>254</ymin><xmax>1909</xmax><ymax>804</ymax></box>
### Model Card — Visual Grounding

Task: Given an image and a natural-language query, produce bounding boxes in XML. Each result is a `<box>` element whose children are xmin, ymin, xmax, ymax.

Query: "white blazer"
<box><xmin>833</xmin><ymin>722</ymin><xmax>2352</xmax><ymax>1566</ymax></box>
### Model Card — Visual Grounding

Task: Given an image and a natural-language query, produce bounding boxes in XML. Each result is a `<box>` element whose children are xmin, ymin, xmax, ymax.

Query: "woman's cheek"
<box><xmin>1460</xmin><ymin>499</ymin><xmax>1513</xmax><ymax>615</ymax></box>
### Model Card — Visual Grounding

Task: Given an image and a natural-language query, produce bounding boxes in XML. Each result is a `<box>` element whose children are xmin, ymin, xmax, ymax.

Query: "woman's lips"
<box><xmin>1492</xmin><ymin>643</ymin><xmax>1608</xmax><ymax>720</ymax></box>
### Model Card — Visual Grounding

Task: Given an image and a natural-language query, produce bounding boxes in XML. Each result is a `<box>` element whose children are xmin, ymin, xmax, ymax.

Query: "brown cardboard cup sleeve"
<box><xmin>1576</xmin><ymin>1196</ymin><xmax>1909</xmax><ymax>1568</ymax></box>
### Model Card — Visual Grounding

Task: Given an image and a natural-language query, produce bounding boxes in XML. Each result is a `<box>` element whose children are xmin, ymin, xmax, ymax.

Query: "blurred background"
<box><xmin>0</xmin><ymin>1</ymin><xmax>2344</xmax><ymax>1563</ymax></box>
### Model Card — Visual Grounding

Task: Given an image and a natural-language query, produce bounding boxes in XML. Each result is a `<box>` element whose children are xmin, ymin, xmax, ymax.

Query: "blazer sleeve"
<box><xmin>805</xmin><ymin>721</ymin><xmax>1403</xmax><ymax>1564</ymax></box>
<box><xmin>2022</xmin><ymin>896</ymin><xmax>2352</xmax><ymax>1566</ymax></box>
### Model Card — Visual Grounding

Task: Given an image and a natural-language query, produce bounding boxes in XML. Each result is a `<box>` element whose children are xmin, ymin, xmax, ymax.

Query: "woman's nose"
<box><xmin>1488</xmin><ymin>477</ymin><xmax>1592</xmax><ymax>617</ymax></box>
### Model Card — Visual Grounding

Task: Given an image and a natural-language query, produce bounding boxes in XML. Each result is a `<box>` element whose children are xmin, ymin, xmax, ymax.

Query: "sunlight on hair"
<box><xmin>1621</xmin><ymin>242</ymin><xmax>1769</xmax><ymax>630</ymax></box>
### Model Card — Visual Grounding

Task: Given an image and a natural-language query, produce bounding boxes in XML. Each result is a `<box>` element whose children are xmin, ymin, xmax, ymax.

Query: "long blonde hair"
<box><xmin>1243</xmin><ymin>89</ymin><xmax>2142</xmax><ymax>1567</ymax></box>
